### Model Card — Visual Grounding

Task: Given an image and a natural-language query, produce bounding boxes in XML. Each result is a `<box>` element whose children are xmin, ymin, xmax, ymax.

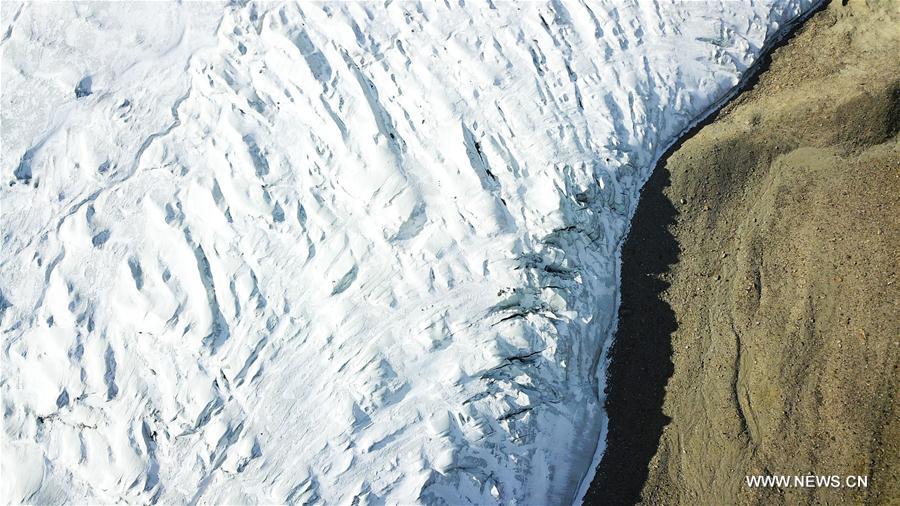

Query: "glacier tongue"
<box><xmin>1</xmin><ymin>1</ymin><xmax>814</xmax><ymax>504</ymax></box>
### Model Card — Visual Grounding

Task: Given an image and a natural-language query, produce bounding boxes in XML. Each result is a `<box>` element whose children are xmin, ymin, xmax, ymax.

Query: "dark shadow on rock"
<box><xmin>582</xmin><ymin>153</ymin><xmax>679</xmax><ymax>506</ymax></box>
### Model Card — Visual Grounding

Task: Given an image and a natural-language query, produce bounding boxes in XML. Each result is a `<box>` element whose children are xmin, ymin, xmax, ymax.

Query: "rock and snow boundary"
<box><xmin>1</xmin><ymin>1</ymin><xmax>815</xmax><ymax>504</ymax></box>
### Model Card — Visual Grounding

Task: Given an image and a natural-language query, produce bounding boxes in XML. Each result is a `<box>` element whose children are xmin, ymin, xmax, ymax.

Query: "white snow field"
<box><xmin>1</xmin><ymin>1</ymin><xmax>816</xmax><ymax>504</ymax></box>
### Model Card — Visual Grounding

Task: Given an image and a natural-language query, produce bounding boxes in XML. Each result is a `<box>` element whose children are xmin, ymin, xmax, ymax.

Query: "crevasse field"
<box><xmin>1</xmin><ymin>1</ymin><xmax>815</xmax><ymax>504</ymax></box>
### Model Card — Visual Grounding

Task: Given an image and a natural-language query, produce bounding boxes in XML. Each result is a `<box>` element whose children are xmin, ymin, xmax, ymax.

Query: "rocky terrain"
<box><xmin>590</xmin><ymin>0</ymin><xmax>898</xmax><ymax>504</ymax></box>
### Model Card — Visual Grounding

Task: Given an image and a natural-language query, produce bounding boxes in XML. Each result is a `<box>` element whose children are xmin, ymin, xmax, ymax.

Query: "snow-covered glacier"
<box><xmin>1</xmin><ymin>1</ymin><xmax>816</xmax><ymax>504</ymax></box>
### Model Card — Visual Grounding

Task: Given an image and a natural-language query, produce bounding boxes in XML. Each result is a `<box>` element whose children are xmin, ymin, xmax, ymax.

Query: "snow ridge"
<box><xmin>2</xmin><ymin>1</ymin><xmax>813</xmax><ymax>504</ymax></box>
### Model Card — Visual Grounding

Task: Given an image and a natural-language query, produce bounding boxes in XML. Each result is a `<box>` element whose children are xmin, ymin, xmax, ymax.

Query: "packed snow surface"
<box><xmin>1</xmin><ymin>1</ymin><xmax>814</xmax><ymax>504</ymax></box>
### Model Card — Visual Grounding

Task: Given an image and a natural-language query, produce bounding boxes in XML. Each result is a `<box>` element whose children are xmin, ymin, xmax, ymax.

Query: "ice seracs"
<box><xmin>1</xmin><ymin>1</ymin><xmax>816</xmax><ymax>504</ymax></box>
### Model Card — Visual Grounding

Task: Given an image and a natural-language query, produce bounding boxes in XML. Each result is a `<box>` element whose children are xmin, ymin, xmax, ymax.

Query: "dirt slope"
<box><xmin>589</xmin><ymin>1</ymin><xmax>899</xmax><ymax>504</ymax></box>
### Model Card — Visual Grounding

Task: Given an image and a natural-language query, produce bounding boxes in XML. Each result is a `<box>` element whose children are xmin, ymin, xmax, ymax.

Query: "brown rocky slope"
<box><xmin>587</xmin><ymin>1</ymin><xmax>899</xmax><ymax>504</ymax></box>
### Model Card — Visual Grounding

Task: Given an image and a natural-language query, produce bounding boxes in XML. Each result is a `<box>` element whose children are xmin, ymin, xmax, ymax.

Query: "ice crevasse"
<box><xmin>0</xmin><ymin>1</ymin><xmax>816</xmax><ymax>504</ymax></box>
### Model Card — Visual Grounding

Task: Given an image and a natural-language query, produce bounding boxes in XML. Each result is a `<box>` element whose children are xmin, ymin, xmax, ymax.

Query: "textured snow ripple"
<box><xmin>2</xmin><ymin>1</ymin><xmax>814</xmax><ymax>504</ymax></box>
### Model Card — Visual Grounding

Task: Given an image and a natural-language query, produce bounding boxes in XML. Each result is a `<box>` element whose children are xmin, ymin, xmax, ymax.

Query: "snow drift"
<box><xmin>1</xmin><ymin>1</ymin><xmax>815</xmax><ymax>504</ymax></box>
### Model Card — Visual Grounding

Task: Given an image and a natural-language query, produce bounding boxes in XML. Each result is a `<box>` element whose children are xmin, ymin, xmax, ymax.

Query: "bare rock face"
<box><xmin>617</xmin><ymin>1</ymin><xmax>898</xmax><ymax>504</ymax></box>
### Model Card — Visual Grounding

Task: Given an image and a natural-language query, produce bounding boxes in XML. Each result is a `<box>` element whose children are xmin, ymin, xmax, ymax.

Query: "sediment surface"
<box><xmin>590</xmin><ymin>0</ymin><xmax>899</xmax><ymax>504</ymax></box>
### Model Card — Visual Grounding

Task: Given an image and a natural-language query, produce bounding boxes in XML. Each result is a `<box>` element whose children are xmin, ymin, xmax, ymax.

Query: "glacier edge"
<box><xmin>1</xmin><ymin>1</ymin><xmax>816</xmax><ymax>504</ymax></box>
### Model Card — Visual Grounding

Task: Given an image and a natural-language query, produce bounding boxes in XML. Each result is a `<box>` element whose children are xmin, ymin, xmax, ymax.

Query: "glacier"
<box><xmin>1</xmin><ymin>1</ymin><xmax>816</xmax><ymax>504</ymax></box>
